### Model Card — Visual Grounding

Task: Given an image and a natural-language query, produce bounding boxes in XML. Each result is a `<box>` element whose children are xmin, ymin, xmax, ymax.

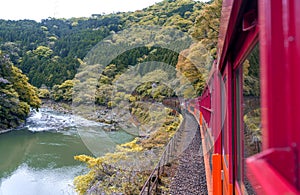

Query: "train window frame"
<box><xmin>235</xmin><ymin>65</ymin><xmax>243</xmax><ymax>185</ymax></box>
<box><xmin>233</xmin><ymin>43</ymin><xmax>261</xmax><ymax>194</ymax></box>
<box><xmin>222</xmin><ymin>75</ymin><xmax>228</xmax><ymax>168</ymax></box>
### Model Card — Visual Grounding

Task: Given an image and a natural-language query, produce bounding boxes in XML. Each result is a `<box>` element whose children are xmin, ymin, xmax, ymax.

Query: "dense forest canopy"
<box><xmin>0</xmin><ymin>0</ymin><xmax>215</xmax><ymax>131</ymax></box>
<box><xmin>0</xmin><ymin>0</ymin><xmax>260</xmax><ymax>126</ymax></box>
<box><xmin>0</xmin><ymin>0</ymin><xmax>221</xmax><ymax>109</ymax></box>
<box><xmin>0</xmin><ymin>0</ymin><xmax>206</xmax><ymax>89</ymax></box>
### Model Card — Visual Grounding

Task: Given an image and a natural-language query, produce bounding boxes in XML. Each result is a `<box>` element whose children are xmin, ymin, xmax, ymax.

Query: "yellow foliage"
<box><xmin>33</xmin><ymin>45</ymin><xmax>53</xmax><ymax>58</ymax></box>
<box><xmin>74</xmin><ymin>102</ymin><xmax>182</xmax><ymax>194</ymax></box>
<box><xmin>107</xmin><ymin>101</ymin><xmax>116</xmax><ymax>108</ymax></box>
<box><xmin>129</xmin><ymin>95</ymin><xmax>137</xmax><ymax>102</ymax></box>
<box><xmin>74</xmin><ymin>171</ymin><xmax>95</xmax><ymax>195</ymax></box>
<box><xmin>11</xmin><ymin>65</ymin><xmax>41</xmax><ymax>109</ymax></box>
<box><xmin>102</xmin><ymin>151</ymin><xmax>127</xmax><ymax>163</ymax></box>
<box><xmin>38</xmin><ymin>88</ymin><xmax>50</xmax><ymax>98</ymax></box>
<box><xmin>120</xmin><ymin>138</ymin><xmax>143</xmax><ymax>152</ymax></box>
<box><xmin>74</xmin><ymin>155</ymin><xmax>103</xmax><ymax>168</ymax></box>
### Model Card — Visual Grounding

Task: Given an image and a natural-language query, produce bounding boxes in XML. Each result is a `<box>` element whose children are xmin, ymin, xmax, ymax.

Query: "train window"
<box><xmin>235</xmin><ymin>65</ymin><xmax>243</xmax><ymax>184</ymax></box>
<box><xmin>222</xmin><ymin>75</ymin><xmax>229</xmax><ymax>168</ymax></box>
<box><xmin>238</xmin><ymin>44</ymin><xmax>261</xmax><ymax>193</ymax></box>
<box><xmin>242</xmin><ymin>44</ymin><xmax>261</xmax><ymax>157</ymax></box>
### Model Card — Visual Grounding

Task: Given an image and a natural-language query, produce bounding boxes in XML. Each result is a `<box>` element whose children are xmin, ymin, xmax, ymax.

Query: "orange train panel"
<box><xmin>212</xmin><ymin>154</ymin><xmax>222</xmax><ymax>195</ymax></box>
<box><xmin>222</xmin><ymin>157</ymin><xmax>233</xmax><ymax>195</ymax></box>
<box><xmin>199</xmin><ymin>124</ymin><xmax>212</xmax><ymax>194</ymax></box>
<box><xmin>223</xmin><ymin>158</ymin><xmax>229</xmax><ymax>194</ymax></box>
<box><xmin>199</xmin><ymin>112</ymin><xmax>203</xmax><ymax>126</ymax></box>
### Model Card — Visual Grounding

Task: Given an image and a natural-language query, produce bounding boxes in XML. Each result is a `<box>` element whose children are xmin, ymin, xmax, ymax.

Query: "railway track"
<box><xmin>169</xmin><ymin>113</ymin><xmax>207</xmax><ymax>195</ymax></box>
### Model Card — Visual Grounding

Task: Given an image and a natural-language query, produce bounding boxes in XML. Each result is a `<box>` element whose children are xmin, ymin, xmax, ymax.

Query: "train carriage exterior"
<box><xmin>187</xmin><ymin>0</ymin><xmax>300</xmax><ymax>194</ymax></box>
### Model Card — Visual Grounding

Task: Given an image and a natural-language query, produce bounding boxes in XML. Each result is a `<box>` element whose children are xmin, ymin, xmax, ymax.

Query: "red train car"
<box><xmin>187</xmin><ymin>0</ymin><xmax>300</xmax><ymax>194</ymax></box>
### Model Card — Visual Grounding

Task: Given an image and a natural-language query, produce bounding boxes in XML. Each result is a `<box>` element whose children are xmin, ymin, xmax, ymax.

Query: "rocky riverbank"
<box><xmin>0</xmin><ymin>128</ymin><xmax>14</xmax><ymax>134</ymax></box>
<box><xmin>0</xmin><ymin>122</ymin><xmax>26</xmax><ymax>134</ymax></box>
<box><xmin>41</xmin><ymin>99</ymin><xmax>120</xmax><ymax>131</ymax></box>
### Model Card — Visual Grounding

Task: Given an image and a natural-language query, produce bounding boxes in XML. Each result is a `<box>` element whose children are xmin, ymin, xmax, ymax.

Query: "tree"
<box><xmin>0</xmin><ymin>54</ymin><xmax>40</xmax><ymax>130</ymax></box>
<box><xmin>51</xmin><ymin>79</ymin><xmax>76</xmax><ymax>101</ymax></box>
<box><xmin>190</xmin><ymin>0</ymin><xmax>222</xmax><ymax>58</ymax></box>
<box><xmin>33</xmin><ymin>46</ymin><xmax>53</xmax><ymax>58</ymax></box>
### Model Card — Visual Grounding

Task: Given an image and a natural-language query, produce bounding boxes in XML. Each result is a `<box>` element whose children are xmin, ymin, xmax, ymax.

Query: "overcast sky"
<box><xmin>0</xmin><ymin>0</ymin><xmax>170</xmax><ymax>21</ymax></box>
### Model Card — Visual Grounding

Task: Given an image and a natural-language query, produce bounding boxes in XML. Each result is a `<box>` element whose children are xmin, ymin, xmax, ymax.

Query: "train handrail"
<box><xmin>201</xmin><ymin>106</ymin><xmax>213</xmax><ymax>113</ymax></box>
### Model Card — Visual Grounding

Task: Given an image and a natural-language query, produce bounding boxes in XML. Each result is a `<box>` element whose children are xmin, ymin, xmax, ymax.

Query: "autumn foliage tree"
<box><xmin>191</xmin><ymin>0</ymin><xmax>222</xmax><ymax>58</ymax></box>
<box><xmin>0</xmin><ymin>53</ymin><xmax>41</xmax><ymax>130</ymax></box>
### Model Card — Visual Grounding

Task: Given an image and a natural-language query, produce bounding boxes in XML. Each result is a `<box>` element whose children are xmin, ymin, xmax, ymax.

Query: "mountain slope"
<box><xmin>0</xmin><ymin>0</ymin><xmax>205</xmax><ymax>88</ymax></box>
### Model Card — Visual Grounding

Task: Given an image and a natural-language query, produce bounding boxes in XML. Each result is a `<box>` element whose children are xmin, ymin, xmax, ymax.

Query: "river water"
<box><xmin>0</xmin><ymin>108</ymin><xmax>134</xmax><ymax>195</ymax></box>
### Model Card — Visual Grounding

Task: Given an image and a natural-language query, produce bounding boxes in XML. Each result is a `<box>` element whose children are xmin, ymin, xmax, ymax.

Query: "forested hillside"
<box><xmin>0</xmin><ymin>0</ymin><xmax>213</xmax><ymax>130</ymax></box>
<box><xmin>0</xmin><ymin>0</ymin><xmax>204</xmax><ymax>89</ymax></box>
<box><xmin>0</xmin><ymin>0</ymin><xmax>258</xmax><ymax>104</ymax></box>
<box><xmin>0</xmin><ymin>19</ymin><xmax>113</xmax><ymax>87</ymax></box>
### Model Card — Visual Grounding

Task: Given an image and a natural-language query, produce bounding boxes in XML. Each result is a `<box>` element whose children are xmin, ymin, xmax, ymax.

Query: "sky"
<box><xmin>0</xmin><ymin>0</ymin><xmax>166</xmax><ymax>21</ymax></box>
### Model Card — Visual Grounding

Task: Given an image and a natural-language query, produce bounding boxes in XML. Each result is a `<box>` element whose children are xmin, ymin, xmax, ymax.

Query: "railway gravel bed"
<box><xmin>170</xmin><ymin>112</ymin><xmax>207</xmax><ymax>195</ymax></box>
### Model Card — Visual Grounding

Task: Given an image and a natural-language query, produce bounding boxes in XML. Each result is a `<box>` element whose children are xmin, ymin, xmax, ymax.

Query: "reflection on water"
<box><xmin>0</xmin><ymin>129</ymin><xmax>91</xmax><ymax>179</ymax></box>
<box><xmin>0</xmin><ymin>108</ymin><xmax>134</xmax><ymax>195</ymax></box>
<box><xmin>0</xmin><ymin>164</ymin><xmax>84</xmax><ymax>195</ymax></box>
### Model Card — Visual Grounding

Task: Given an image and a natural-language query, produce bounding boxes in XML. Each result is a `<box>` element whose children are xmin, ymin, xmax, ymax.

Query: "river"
<box><xmin>0</xmin><ymin>108</ymin><xmax>134</xmax><ymax>195</ymax></box>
